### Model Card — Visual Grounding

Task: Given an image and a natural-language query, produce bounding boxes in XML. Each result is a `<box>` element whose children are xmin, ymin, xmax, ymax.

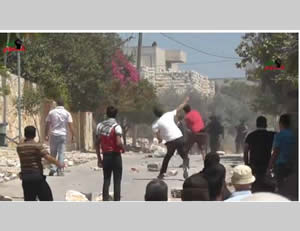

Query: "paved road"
<box><xmin>0</xmin><ymin>153</ymin><xmax>243</xmax><ymax>201</ymax></box>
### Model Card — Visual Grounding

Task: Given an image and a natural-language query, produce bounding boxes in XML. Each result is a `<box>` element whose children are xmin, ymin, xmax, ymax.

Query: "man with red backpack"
<box><xmin>95</xmin><ymin>106</ymin><xmax>125</xmax><ymax>201</ymax></box>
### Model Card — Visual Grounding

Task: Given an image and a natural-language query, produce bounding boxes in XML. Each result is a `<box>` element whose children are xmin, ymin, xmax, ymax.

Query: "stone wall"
<box><xmin>141</xmin><ymin>66</ymin><xmax>215</xmax><ymax>97</ymax></box>
<box><xmin>0</xmin><ymin>74</ymin><xmax>41</xmax><ymax>146</ymax></box>
<box><xmin>1</xmin><ymin>73</ymin><xmax>94</xmax><ymax>151</ymax></box>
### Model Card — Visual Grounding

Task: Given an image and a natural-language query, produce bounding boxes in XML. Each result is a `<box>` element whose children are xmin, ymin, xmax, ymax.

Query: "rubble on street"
<box><xmin>0</xmin><ymin>147</ymin><xmax>98</xmax><ymax>184</ymax></box>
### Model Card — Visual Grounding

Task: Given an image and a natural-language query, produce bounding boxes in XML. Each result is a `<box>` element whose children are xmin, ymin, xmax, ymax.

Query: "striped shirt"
<box><xmin>17</xmin><ymin>140</ymin><xmax>49</xmax><ymax>174</ymax></box>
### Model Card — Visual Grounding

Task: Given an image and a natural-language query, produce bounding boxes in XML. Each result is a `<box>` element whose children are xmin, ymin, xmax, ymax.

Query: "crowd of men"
<box><xmin>14</xmin><ymin>97</ymin><xmax>297</xmax><ymax>201</ymax></box>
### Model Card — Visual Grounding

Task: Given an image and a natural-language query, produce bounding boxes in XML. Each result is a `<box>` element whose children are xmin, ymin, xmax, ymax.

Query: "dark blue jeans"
<box><xmin>102</xmin><ymin>152</ymin><xmax>122</xmax><ymax>201</ymax></box>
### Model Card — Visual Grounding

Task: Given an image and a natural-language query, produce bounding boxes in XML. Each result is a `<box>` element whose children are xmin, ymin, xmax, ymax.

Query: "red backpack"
<box><xmin>100</xmin><ymin>125</ymin><xmax>123</xmax><ymax>153</ymax></box>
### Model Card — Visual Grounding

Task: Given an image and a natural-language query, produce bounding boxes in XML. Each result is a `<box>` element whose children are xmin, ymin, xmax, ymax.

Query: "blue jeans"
<box><xmin>50</xmin><ymin>135</ymin><xmax>67</xmax><ymax>172</ymax></box>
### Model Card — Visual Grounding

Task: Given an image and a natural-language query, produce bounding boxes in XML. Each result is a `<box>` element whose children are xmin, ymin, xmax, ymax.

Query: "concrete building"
<box><xmin>123</xmin><ymin>42</ymin><xmax>187</xmax><ymax>72</ymax></box>
<box><xmin>123</xmin><ymin>44</ymin><xmax>215</xmax><ymax>98</ymax></box>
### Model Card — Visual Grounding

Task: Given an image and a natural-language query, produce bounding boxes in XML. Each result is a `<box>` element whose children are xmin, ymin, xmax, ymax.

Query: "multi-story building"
<box><xmin>123</xmin><ymin>43</ymin><xmax>215</xmax><ymax>97</ymax></box>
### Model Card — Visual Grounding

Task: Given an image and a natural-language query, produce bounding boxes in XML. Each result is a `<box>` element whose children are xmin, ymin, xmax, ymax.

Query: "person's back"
<box><xmin>17</xmin><ymin>141</ymin><xmax>47</xmax><ymax>175</ymax></box>
<box><xmin>184</xmin><ymin>109</ymin><xmax>205</xmax><ymax>133</ymax></box>
<box><xmin>182</xmin><ymin>173</ymin><xmax>210</xmax><ymax>201</ymax></box>
<box><xmin>246</xmin><ymin>130</ymin><xmax>275</xmax><ymax>170</ymax></box>
<box><xmin>274</xmin><ymin>128</ymin><xmax>295</xmax><ymax>165</ymax></box>
<box><xmin>153</xmin><ymin>110</ymin><xmax>183</xmax><ymax>142</ymax></box>
<box><xmin>207</xmin><ymin>120</ymin><xmax>223</xmax><ymax>136</ymax></box>
<box><xmin>47</xmin><ymin>106</ymin><xmax>72</xmax><ymax>136</ymax></box>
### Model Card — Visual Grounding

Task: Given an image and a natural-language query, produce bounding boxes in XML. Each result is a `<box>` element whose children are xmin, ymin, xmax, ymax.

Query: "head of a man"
<box><xmin>56</xmin><ymin>98</ymin><xmax>65</xmax><ymax>107</ymax></box>
<box><xmin>145</xmin><ymin>179</ymin><xmax>168</xmax><ymax>201</ymax></box>
<box><xmin>182</xmin><ymin>174</ymin><xmax>210</xmax><ymax>201</ymax></box>
<box><xmin>231</xmin><ymin>165</ymin><xmax>255</xmax><ymax>191</ymax></box>
<box><xmin>203</xmin><ymin>153</ymin><xmax>220</xmax><ymax>171</ymax></box>
<box><xmin>24</xmin><ymin>126</ymin><xmax>36</xmax><ymax>140</ymax></box>
<box><xmin>279</xmin><ymin>113</ymin><xmax>291</xmax><ymax>130</ymax></box>
<box><xmin>106</xmin><ymin>106</ymin><xmax>118</xmax><ymax>119</ymax></box>
<box><xmin>256</xmin><ymin>116</ymin><xmax>267</xmax><ymax>129</ymax></box>
<box><xmin>183</xmin><ymin>104</ymin><xmax>191</xmax><ymax>114</ymax></box>
<box><xmin>153</xmin><ymin>106</ymin><xmax>164</xmax><ymax>118</ymax></box>
<box><xmin>203</xmin><ymin>163</ymin><xmax>226</xmax><ymax>201</ymax></box>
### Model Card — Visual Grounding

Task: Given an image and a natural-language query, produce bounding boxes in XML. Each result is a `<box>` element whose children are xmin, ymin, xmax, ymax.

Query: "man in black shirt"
<box><xmin>244</xmin><ymin>116</ymin><xmax>276</xmax><ymax>192</ymax></box>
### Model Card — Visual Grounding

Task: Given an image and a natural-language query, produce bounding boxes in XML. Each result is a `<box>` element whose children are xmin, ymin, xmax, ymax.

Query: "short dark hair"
<box><xmin>183</xmin><ymin>104</ymin><xmax>191</xmax><ymax>113</ymax></box>
<box><xmin>203</xmin><ymin>163</ymin><xmax>226</xmax><ymax>201</ymax></box>
<box><xmin>106</xmin><ymin>106</ymin><xmax>118</xmax><ymax>118</ymax></box>
<box><xmin>279</xmin><ymin>114</ymin><xmax>291</xmax><ymax>128</ymax></box>
<box><xmin>56</xmin><ymin>98</ymin><xmax>64</xmax><ymax>106</ymax></box>
<box><xmin>24</xmin><ymin>126</ymin><xmax>36</xmax><ymax>139</ymax></box>
<box><xmin>145</xmin><ymin>179</ymin><xmax>168</xmax><ymax>201</ymax></box>
<box><xmin>204</xmin><ymin>153</ymin><xmax>220</xmax><ymax>170</ymax></box>
<box><xmin>256</xmin><ymin>116</ymin><xmax>267</xmax><ymax>128</ymax></box>
<box><xmin>182</xmin><ymin>174</ymin><xmax>210</xmax><ymax>201</ymax></box>
<box><xmin>153</xmin><ymin>106</ymin><xmax>164</xmax><ymax>118</ymax></box>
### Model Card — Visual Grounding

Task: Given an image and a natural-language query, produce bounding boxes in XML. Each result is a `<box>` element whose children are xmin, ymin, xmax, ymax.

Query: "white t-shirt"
<box><xmin>152</xmin><ymin>110</ymin><xmax>183</xmax><ymax>142</ymax></box>
<box><xmin>46</xmin><ymin>106</ymin><xmax>73</xmax><ymax>136</ymax></box>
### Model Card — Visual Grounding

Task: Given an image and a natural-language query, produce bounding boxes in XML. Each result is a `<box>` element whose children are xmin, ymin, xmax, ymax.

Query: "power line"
<box><xmin>160</xmin><ymin>33</ymin><xmax>241</xmax><ymax>60</ymax></box>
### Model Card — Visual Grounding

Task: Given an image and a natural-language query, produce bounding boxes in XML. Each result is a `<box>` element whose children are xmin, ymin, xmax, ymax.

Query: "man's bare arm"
<box><xmin>95</xmin><ymin>135</ymin><xmax>102</xmax><ymax>166</ymax></box>
<box><xmin>44</xmin><ymin>154</ymin><xmax>64</xmax><ymax>168</ymax></box>
<box><xmin>116</xmin><ymin>135</ymin><xmax>125</xmax><ymax>153</ymax></box>
<box><xmin>267</xmin><ymin>148</ymin><xmax>279</xmax><ymax>172</ymax></box>
<box><xmin>155</xmin><ymin>131</ymin><xmax>162</xmax><ymax>143</ymax></box>
<box><xmin>176</xmin><ymin>96</ymin><xmax>190</xmax><ymax>115</ymax></box>
<box><xmin>45</xmin><ymin>122</ymin><xmax>50</xmax><ymax>141</ymax></box>
<box><xmin>68</xmin><ymin>123</ymin><xmax>74</xmax><ymax>140</ymax></box>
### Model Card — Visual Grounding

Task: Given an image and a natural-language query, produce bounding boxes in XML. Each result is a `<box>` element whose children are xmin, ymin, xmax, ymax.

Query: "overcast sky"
<box><xmin>119</xmin><ymin>33</ymin><xmax>245</xmax><ymax>79</ymax></box>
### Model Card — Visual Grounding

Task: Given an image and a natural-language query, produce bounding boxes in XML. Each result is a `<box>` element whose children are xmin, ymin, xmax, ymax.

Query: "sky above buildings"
<box><xmin>119</xmin><ymin>33</ymin><xmax>245</xmax><ymax>79</ymax></box>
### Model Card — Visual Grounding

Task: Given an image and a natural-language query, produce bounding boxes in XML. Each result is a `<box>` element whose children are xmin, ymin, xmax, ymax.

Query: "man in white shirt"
<box><xmin>45</xmin><ymin>99</ymin><xmax>74</xmax><ymax>176</ymax></box>
<box><xmin>152</xmin><ymin>97</ymin><xmax>190</xmax><ymax>179</ymax></box>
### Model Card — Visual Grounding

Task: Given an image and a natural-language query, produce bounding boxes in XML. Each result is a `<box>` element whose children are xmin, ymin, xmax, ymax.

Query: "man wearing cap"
<box><xmin>225</xmin><ymin>165</ymin><xmax>256</xmax><ymax>201</ymax></box>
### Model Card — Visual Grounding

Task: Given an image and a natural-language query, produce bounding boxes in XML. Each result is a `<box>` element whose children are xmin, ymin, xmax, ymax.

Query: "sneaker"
<box><xmin>183</xmin><ymin>167</ymin><xmax>189</xmax><ymax>179</ymax></box>
<box><xmin>49</xmin><ymin>170</ymin><xmax>56</xmax><ymax>176</ymax></box>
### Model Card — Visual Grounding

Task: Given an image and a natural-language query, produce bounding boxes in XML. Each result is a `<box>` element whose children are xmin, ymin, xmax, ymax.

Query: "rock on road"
<box><xmin>0</xmin><ymin>152</ymin><xmax>243</xmax><ymax>201</ymax></box>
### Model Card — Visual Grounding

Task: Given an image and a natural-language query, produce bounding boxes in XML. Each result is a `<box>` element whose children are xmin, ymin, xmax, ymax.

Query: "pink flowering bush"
<box><xmin>112</xmin><ymin>49</ymin><xmax>140</xmax><ymax>84</ymax></box>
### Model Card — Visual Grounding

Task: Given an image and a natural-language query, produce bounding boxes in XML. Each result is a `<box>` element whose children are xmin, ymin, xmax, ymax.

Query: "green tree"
<box><xmin>235</xmin><ymin>33</ymin><xmax>298</xmax><ymax>115</ymax></box>
<box><xmin>4</xmin><ymin>33</ymin><xmax>123</xmax><ymax>112</ymax></box>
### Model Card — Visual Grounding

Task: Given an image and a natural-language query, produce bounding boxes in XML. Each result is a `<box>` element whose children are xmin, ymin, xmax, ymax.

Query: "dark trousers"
<box><xmin>22</xmin><ymin>175</ymin><xmax>53</xmax><ymax>201</ymax></box>
<box><xmin>185</xmin><ymin>132</ymin><xmax>208</xmax><ymax>156</ymax></box>
<box><xmin>160</xmin><ymin>137</ymin><xmax>188</xmax><ymax>174</ymax></box>
<box><xmin>275</xmin><ymin>164</ymin><xmax>292</xmax><ymax>188</ymax></box>
<box><xmin>102</xmin><ymin>152</ymin><xmax>122</xmax><ymax>201</ymax></box>
<box><xmin>251</xmin><ymin>165</ymin><xmax>275</xmax><ymax>193</ymax></box>
<box><xmin>209</xmin><ymin>135</ymin><xmax>221</xmax><ymax>153</ymax></box>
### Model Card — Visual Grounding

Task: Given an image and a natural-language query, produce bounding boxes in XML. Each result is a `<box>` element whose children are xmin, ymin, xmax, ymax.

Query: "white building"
<box><xmin>123</xmin><ymin>43</ymin><xmax>215</xmax><ymax>97</ymax></box>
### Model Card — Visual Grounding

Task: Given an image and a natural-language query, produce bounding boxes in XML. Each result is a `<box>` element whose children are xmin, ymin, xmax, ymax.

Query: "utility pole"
<box><xmin>16</xmin><ymin>33</ymin><xmax>22</xmax><ymax>142</ymax></box>
<box><xmin>2</xmin><ymin>33</ymin><xmax>10</xmax><ymax>124</ymax></box>
<box><xmin>136</xmin><ymin>33</ymin><xmax>143</xmax><ymax>75</ymax></box>
<box><xmin>132</xmin><ymin>33</ymin><xmax>143</xmax><ymax>147</ymax></box>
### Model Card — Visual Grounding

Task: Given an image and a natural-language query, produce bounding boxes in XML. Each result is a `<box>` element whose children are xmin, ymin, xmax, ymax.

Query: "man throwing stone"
<box><xmin>45</xmin><ymin>99</ymin><xmax>74</xmax><ymax>176</ymax></box>
<box><xmin>152</xmin><ymin>97</ymin><xmax>190</xmax><ymax>179</ymax></box>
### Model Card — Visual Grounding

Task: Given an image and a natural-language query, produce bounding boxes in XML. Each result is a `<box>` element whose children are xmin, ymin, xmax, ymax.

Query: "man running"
<box><xmin>152</xmin><ymin>97</ymin><xmax>190</xmax><ymax>179</ymax></box>
<box><xmin>183</xmin><ymin>104</ymin><xmax>206</xmax><ymax>161</ymax></box>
